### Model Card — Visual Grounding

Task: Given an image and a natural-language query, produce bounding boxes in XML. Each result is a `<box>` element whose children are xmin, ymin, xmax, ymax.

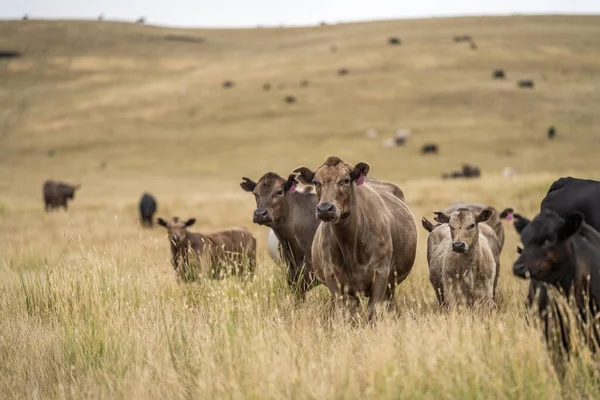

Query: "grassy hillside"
<box><xmin>1</xmin><ymin>16</ymin><xmax>600</xmax><ymax>398</ymax></box>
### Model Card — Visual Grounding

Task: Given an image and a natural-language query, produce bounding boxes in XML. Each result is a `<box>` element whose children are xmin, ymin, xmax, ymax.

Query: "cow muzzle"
<box><xmin>253</xmin><ymin>208</ymin><xmax>273</xmax><ymax>225</ymax></box>
<box><xmin>452</xmin><ymin>241</ymin><xmax>467</xmax><ymax>253</ymax></box>
<box><xmin>513</xmin><ymin>262</ymin><xmax>529</xmax><ymax>279</ymax></box>
<box><xmin>316</xmin><ymin>203</ymin><xmax>338</xmax><ymax>222</ymax></box>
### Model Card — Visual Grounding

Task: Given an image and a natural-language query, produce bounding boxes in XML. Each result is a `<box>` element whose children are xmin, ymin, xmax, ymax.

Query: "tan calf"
<box><xmin>294</xmin><ymin>157</ymin><xmax>417</xmax><ymax>320</ymax></box>
<box><xmin>423</xmin><ymin>208</ymin><xmax>498</xmax><ymax>307</ymax></box>
<box><xmin>157</xmin><ymin>217</ymin><xmax>256</xmax><ymax>281</ymax></box>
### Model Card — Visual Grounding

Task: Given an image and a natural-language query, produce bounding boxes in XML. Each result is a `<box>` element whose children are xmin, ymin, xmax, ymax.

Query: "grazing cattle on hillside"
<box><xmin>263</xmin><ymin>82</ymin><xmax>272</xmax><ymax>91</ymax></box>
<box><xmin>453</xmin><ymin>35</ymin><xmax>472</xmax><ymax>42</ymax></box>
<box><xmin>136</xmin><ymin>17</ymin><xmax>145</xmax><ymax>24</ymax></box>
<box><xmin>442</xmin><ymin>164</ymin><xmax>481</xmax><ymax>179</ymax></box>
<box><xmin>518</xmin><ymin>80</ymin><xmax>535</xmax><ymax>89</ymax></box>
<box><xmin>240</xmin><ymin>173</ymin><xmax>319</xmax><ymax>297</ymax></box>
<box><xmin>22</xmin><ymin>15</ymin><xmax>29</xmax><ymax>21</ymax></box>
<box><xmin>388</xmin><ymin>37</ymin><xmax>401</xmax><ymax>45</ymax></box>
<box><xmin>492</xmin><ymin>69</ymin><xmax>506</xmax><ymax>79</ymax></box>
<box><xmin>43</xmin><ymin>180</ymin><xmax>81</xmax><ymax>211</ymax></box>
<box><xmin>394</xmin><ymin>129</ymin><xmax>410</xmax><ymax>146</ymax></box>
<box><xmin>222</xmin><ymin>80</ymin><xmax>235</xmax><ymax>89</ymax></box>
<box><xmin>547</xmin><ymin>126</ymin><xmax>556</xmax><ymax>140</ymax></box>
<box><xmin>157</xmin><ymin>217</ymin><xmax>256</xmax><ymax>281</ymax></box>
<box><xmin>284</xmin><ymin>95</ymin><xmax>296</xmax><ymax>104</ymax></box>
<box><xmin>337</xmin><ymin>68</ymin><xmax>349</xmax><ymax>76</ymax></box>
<box><xmin>513</xmin><ymin>209</ymin><xmax>600</xmax><ymax>353</ymax></box>
<box><xmin>139</xmin><ymin>193</ymin><xmax>157</xmax><ymax>228</ymax></box>
<box><xmin>421</xmin><ymin>143</ymin><xmax>438</xmax><ymax>154</ymax></box>
<box><xmin>294</xmin><ymin>157</ymin><xmax>417</xmax><ymax>320</ymax></box>
<box><xmin>424</xmin><ymin>208</ymin><xmax>498</xmax><ymax>307</ymax></box>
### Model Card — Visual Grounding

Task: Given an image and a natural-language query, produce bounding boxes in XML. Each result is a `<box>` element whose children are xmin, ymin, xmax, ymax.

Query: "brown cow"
<box><xmin>240</xmin><ymin>173</ymin><xmax>319</xmax><ymax>297</ymax></box>
<box><xmin>424</xmin><ymin>208</ymin><xmax>498</xmax><ymax>307</ymax></box>
<box><xmin>157</xmin><ymin>217</ymin><xmax>256</xmax><ymax>281</ymax></box>
<box><xmin>294</xmin><ymin>156</ymin><xmax>417</xmax><ymax>320</ymax></box>
<box><xmin>43</xmin><ymin>180</ymin><xmax>81</xmax><ymax>211</ymax></box>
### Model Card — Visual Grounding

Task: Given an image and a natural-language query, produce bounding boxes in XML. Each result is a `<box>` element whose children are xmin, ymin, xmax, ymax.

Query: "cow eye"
<box><xmin>312</xmin><ymin>180</ymin><xmax>321</xmax><ymax>186</ymax></box>
<box><xmin>468</xmin><ymin>224</ymin><xmax>475</xmax><ymax>229</ymax></box>
<box><xmin>276</xmin><ymin>189</ymin><xmax>284</xmax><ymax>196</ymax></box>
<box><xmin>340</xmin><ymin>178</ymin><xmax>350</xmax><ymax>185</ymax></box>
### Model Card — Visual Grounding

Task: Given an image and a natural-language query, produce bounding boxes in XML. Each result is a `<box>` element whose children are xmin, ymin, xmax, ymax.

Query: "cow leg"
<box><xmin>367</xmin><ymin>260</ymin><xmax>392</xmax><ymax>320</ymax></box>
<box><xmin>383</xmin><ymin>282</ymin><xmax>397</xmax><ymax>313</ymax></box>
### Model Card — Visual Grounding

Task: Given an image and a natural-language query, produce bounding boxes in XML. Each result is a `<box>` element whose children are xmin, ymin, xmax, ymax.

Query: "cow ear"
<box><xmin>354</xmin><ymin>162</ymin><xmax>370</xmax><ymax>177</ymax></box>
<box><xmin>293</xmin><ymin>167</ymin><xmax>315</xmax><ymax>185</ymax></box>
<box><xmin>350</xmin><ymin>162</ymin><xmax>369</xmax><ymax>186</ymax></box>
<box><xmin>513</xmin><ymin>213</ymin><xmax>531</xmax><ymax>234</ymax></box>
<box><xmin>421</xmin><ymin>217</ymin><xmax>435</xmax><ymax>233</ymax></box>
<box><xmin>499</xmin><ymin>208</ymin><xmax>514</xmax><ymax>221</ymax></box>
<box><xmin>557</xmin><ymin>212</ymin><xmax>583</xmax><ymax>241</ymax></box>
<box><xmin>240</xmin><ymin>177</ymin><xmax>257</xmax><ymax>192</ymax></box>
<box><xmin>157</xmin><ymin>218</ymin><xmax>167</xmax><ymax>227</ymax></box>
<box><xmin>184</xmin><ymin>218</ymin><xmax>196</xmax><ymax>228</ymax></box>
<box><xmin>477</xmin><ymin>208</ymin><xmax>494</xmax><ymax>223</ymax></box>
<box><xmin>284</xmin><ymin>175</ymin><xmax>297</xmax><ymax>193</ymax></box>
<box><xmin>433</xmin><ymin>212</ymin><xmax>450</xmax><ymax>224</ymax></box>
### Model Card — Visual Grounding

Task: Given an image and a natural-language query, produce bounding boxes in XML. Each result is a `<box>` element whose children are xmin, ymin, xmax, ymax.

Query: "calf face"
<box><xmin>240</xmin><ymin>173</ymin><xmax>296</xmax><ymax>226</ymax></box>
<box><xmin>434</xmin><ymin>208</ymin><xmax>494</xmax><ymax>253</ymax></box>
<box><xmin>512</xmin><ymin>210</ymin><xmax>583</xmax><ymax>282</ymax></box>
<box><xmin>157</xmin><ymin>217</ymin><xmax>196</xmax><ymax>245</ymax></box>
<box><xmin>294</xmin><ymin>156</ymin><xmax>369</xmax><ymax>223</ymax></box>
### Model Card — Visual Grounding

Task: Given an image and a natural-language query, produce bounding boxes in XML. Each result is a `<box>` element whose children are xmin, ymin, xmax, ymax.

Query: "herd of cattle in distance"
<box><xmin>43</xmin><ymin>159</ymin><xmax>600</xmax><ymax>356</ymax></box>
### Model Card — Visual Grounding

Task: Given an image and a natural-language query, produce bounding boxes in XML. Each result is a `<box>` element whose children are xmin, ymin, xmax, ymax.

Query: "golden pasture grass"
<box><xmin>1</xmin><ymin>15</ymin><xmax>600</xmax><ymax>399</ymax></box>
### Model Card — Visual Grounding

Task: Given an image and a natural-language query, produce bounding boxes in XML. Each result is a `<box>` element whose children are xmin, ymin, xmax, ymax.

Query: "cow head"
<box><xmin>157</xmin><ymin>217</ymin><xmax>195</xmax><ymax>245</ymax></box>
<box><xmin>240</xmin><ymin>173</ymin><xmax>296</xmax><ymax>227</ymax></box>
<box><xmin>61</xmin><ymin>183</ymin><xmax>81</xmax><ymax>199</ymax></box>
<box><xmin>294</xmin><ymin>156</ymin><xmax>369</xmax><ymax>223</ymax></box>
<box><xmin>434</xmin><ymin>208</ymin><xmax>494</xmax><ymax>253</ymax></box>
<box><xmin>512</xmin><ymin>209</ymin><xmax>583</xmax><ymax>282</ymax></box>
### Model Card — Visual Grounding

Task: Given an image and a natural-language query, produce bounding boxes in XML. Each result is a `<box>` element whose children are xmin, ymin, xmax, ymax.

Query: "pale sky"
<box><xmin>3</xmin><ymin>0</ymin><xmax>600</xmax><ymax>28</ymax></box>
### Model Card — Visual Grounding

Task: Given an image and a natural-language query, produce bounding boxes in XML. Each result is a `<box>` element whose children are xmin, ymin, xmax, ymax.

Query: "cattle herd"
<box><xmin>43</xmin><ymin>159</ymin><xmax>600</xmax><ymax>358</ymax></box>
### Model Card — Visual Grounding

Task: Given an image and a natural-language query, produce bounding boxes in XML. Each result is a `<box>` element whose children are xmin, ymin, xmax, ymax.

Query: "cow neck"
<box><xmin>330</xmin><ymin>188</ymin><xmax>361</xmax><ymax>270</ymax></box>
<box><xmin>272</xmin><ymin>192</ymin><xmax>315</xmax><ymax>261</ymax></box>
<box><xmin>561</xmin><ymin>237</ymin><xmax>591</xmax><ymax>309</ymax></box>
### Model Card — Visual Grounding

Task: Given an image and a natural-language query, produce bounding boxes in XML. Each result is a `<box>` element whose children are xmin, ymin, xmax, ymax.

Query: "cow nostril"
<box><xmin>254</xmin><ymin>209</ymin><xmax>268</xmax><ymax>217</ymax></box>
<box><xmin>452</xmin><ymin>242</ymin><xmax>466</xmax><ymax>251</ymax></box>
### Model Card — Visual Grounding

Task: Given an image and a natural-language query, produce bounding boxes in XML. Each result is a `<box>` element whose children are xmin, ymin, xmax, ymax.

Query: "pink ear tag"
<box><xmin>288</xmin><ymin>181</ymin><xmax>297</xmax><ymax>193</ymax></box>
<box><xmin>356</xmin><ymin>174</ymin><xmax>365</xmax><ymax>186</ymax></box>
<box><xmin>505</xmin><ymin>213</ymin><xmax>513</xmax><ymax>221</ymax></box>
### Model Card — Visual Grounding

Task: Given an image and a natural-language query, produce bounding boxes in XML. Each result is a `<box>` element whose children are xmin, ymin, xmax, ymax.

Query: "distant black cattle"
<box><xmin>388</xmin><ymin>37</ymin><xmax>401</xmax><ymax>45</ymax></box>
<box><xmin>547</xmin><ymin>126</ymin><xmax>556</xmax><ymax>139</ymax></box>
<box><xmin>139</xmin><ymin>193</ymin><xmax>157</xmax><ymax>228</ymax></box>
<box><xmin>263</xmin><ymin>83</ymin><xmax>271</xmax><ymax>91</ymax></box>
<box><xmin>0</xmin><ymin>51</ymin><xmax>21</xmax><ymax>59</ymax></box>
<box><xmin>442</xmin><ymin>164</ymin><xmax>481</xmax><ymax>179</ymax></box>
<box><xmin>43</xmin><ymin>180</ymin><xmax>81</xmax><ymax>211</ymax></box>
<box><xmin>337</xmin><ymin>67</ymin><xmax>349</xmax><ymax>76</ymax></box>
<box><xmin>518</xmin><ymin>80</ymin><xmax>535</xmax><ymax>89</ymax></box>
<box><xmin>492</xmin><ymin>69</ymin><xmax>506</xmax><ymax>79</ymax></box>
<box><xmin>453</xmin><ymin>35</ymin><xmax>472</xmax><ymax>42</ymax></box>
<box><xmin>421</xmin><ymin>144</ymin><xmax>438</xmax><ymax>154</ymax></box>
<box><xmin>284</xmin><ymin>95</ymin><xmax>296</xmax><ymax>104</ymax></box>
<box><xmin>136</xmin><ymin>17</ymin><xmax>145</xmax><ymax>24</ymax></box>
<box><xmin>222</xmin><ymin>80</ymin><xmax>235</xmax><ymax>89</ymax></box>
<box><xmin>98</xmin><ymin>14</ymin><xmax>104</xmax><ymax>21</ymax></box>
<box><xmin>22</xmin><ymin>14</ymin><xmax>29</xmax><ymax>21</ymax></box>
<box><xmin>300</xmin><ymin>80</ymin><xmax>309</xmax><ymax>87</ymax></box>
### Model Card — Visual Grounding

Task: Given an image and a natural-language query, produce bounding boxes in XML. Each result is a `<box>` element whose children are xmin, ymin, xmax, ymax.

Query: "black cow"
<box><xmin>222</xmin><ymin>80</ymin><xmax>235</xmax><ymax>89</ymax></box>
<box><xmin>43</xmin><ymin>180</ymin><xmax>80</xmax><ymax>211</ymax></box>
<box><xmin>337</xmin><ymin>67</ymin><xmax>349</xmax><ymax>76</ymax></box>
<box><xmin>492</xmin><ymin>70</ymin><xmax>506</xmax><ymax>79</ymax></box>
<box><xmin>388</xmin><ymin>37</ymin><xmax>401</xmax><ymax>45</ymax></box>
<box><xmin>284</xmin><ymin>95</ymin><xmax>296</xmax><ymax>104</ymax></box>
<box><xmin>421</xmin><ymin>144</ymin><xmax>439</xmax><ymax>154</ymax></box>
<box><xmin>518</xmin><ymin>80</ymin><xmax>535</xmax><ymax>89</ymax></box>
<box><xmin>139</xmin><ymin>193</ymin><xmax>157</xmax><ymax>228</ymax></box>
<box><xmin>262</xmin><ymin>83</ymin><xmax>271</xmax><ymax>91</ymax></box>
<box><xmin>512</xmin><ymin>177</ymin><xmax>600</xmax><ymax>355</ymax></box>
<box><xmin>547</xmin><ymin>126</ymin><xmax>556</xmax><ymax>140</ymax></box>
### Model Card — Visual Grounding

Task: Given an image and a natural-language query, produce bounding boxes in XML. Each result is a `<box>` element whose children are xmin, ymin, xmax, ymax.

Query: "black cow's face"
<box><xmin>513</xmin><ymin>209</ymin><xmax>583</xmax><ymax>282</ymax></box>
<box><xmin>240</xmin><ymin>173</ymin><xmax>296</xmax><ymax>227</ymax></box>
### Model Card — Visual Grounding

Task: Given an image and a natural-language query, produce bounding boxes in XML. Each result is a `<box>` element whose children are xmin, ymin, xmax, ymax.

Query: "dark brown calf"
<box><xmin>157</xmin><ymin>217</ymin><xmax>256</xmax><ymax>281</ymax></box>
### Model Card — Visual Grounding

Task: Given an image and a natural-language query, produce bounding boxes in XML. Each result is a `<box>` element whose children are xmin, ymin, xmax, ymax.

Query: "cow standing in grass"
<box><xmin>157</xmin><ymin>217</ymin><xmax>256</xmax><ymax>281</ymax></box>
<box><xmin>240</xmin><ymin>173</ymin><xmax>319</xmax><ymax>297</ymax></box>
<box><xmin>43</xmin><ymin>180</ymin><xmax>80</xmax><ymax>211</ymax></box>
<box><xmin>139</xmin><ymin>193</ymin><xmax>157</xmax><ymax>227</ymax></box>
<box><xmin>422</xmin><ymin>208</ymin><xmax>499</xmax><ymax>307</ymax></box>
<box><xmin>294</xmin><ymin>156</ymin><xmax>417</xmax><ymax>320</ymax></box>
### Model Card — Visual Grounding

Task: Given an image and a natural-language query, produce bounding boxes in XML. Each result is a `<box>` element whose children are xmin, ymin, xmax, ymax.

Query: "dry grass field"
<box><xmin>1</xmin><ymin>15</ymin><xmax>600</xmax><ymax>399</ymax></box>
